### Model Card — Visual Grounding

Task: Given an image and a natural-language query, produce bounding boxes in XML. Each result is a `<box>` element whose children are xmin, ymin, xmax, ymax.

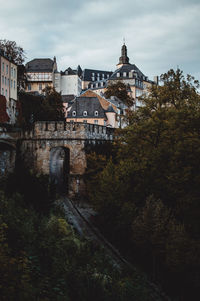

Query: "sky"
<box><xmin>0</xmin><ymin>0</ymin><xmax>200</xmax><ymax>80</ymax></box>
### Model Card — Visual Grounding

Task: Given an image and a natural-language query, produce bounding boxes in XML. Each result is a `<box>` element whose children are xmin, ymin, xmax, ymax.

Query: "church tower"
<box><xmin>117</xmin><ymin>42</ymin><xmax>130</xmax><ymax>68</ymax></box>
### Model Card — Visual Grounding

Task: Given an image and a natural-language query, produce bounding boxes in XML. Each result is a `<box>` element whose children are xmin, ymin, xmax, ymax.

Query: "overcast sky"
<box><xmin>0</xmin><ymin>0</ymin><xmax>200</xmax><ymax>80</ymax></box>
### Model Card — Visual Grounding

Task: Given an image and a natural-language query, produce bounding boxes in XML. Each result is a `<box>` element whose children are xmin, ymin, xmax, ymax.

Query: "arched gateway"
<box><xmin>0</xmin><ymin>121</ymin><xmax>114</xmax><ymax>197</ymax></box>
<box><xmin>50</xmin><ymin>147</ymin><xmax>70</xmax><ymax>193</ymax></box>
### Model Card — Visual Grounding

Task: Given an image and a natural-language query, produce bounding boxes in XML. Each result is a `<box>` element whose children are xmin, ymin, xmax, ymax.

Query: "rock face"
<box><xmin>0</xmin><ymin>122</ymin><xmax>114</xmax><ymax>197</ymax></box>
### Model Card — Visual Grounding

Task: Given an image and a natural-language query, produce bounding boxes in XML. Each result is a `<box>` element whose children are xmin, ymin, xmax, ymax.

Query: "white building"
<box><xmin>54</xmin><ymin>67</ymin><xmax>82</xmax><ymax>97</ymax></box>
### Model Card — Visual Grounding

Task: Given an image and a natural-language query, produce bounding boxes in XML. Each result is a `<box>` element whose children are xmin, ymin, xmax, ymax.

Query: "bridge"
<box><xmin>0</xmin><ymin>121</ymin><xmax>114</xmax><ymax>196</ymax></box>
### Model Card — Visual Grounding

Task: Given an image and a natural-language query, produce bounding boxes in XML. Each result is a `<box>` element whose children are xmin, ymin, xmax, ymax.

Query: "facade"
<box><xmin>82</xmin><ymin>43</ymin><xmax>155</xmax><ymax>109</ymax></box>
<box><xmin>66</xmin><ymin>96</ymin><xmax>107</xmax><ymax>126</ymax></box>
<box><xmin>54</xmin><ymin>67</ymin><xmax>82</xmax><ymax>96</ymax></box>
<box><xmin>0</xmin><ymin>51</ymin><xmax>18</xmax><ymax>124</ymax></box>
<box><xmin>81</xmin><ymin>69</ymin><xmax>113</xmax><ymax>91</ymax></box>
<box><xmin>25</xmin><ymin>57</ymin><xmax>57</xmax><ymax>94</ymax></box>
<box><xmin>68</xmin><ymin>89</ymin><xmax>127</xmax><ymax>128</ymax></box>
<box><xmin>108</xmin><ymin>43</ymin><xmax>155</xmax><ymax>108</ymax></box>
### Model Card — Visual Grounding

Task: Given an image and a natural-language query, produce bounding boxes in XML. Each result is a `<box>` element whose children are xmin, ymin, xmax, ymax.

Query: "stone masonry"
<box><xmin>0</xmin><ymin>122</ymin><xmax>114</xmax><ymax>196</ymax></box>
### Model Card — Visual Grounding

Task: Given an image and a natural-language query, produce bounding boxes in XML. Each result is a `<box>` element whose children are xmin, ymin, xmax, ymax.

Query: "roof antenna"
<box><xmin>123</xmin><ymin>37</ymin><xmax>125</xmax><ymax>45</ymax></box>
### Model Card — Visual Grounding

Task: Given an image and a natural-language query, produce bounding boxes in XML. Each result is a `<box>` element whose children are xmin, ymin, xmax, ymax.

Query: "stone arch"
<box><xmin>49</xmin><ymin>146</ymin><xmax>70</xmax><ymax>193</ymax></box>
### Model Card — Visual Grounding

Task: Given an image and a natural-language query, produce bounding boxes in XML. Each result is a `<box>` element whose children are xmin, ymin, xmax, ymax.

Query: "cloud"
<box><xmin>0</xmin><ymin>0</ymin><xmax>199</xmax><ymax>79</ymax></box>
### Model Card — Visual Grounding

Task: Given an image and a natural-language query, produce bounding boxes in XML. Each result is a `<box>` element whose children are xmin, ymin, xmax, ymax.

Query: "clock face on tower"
<box><xmin>27</xmin><ymin>72</ymin><xmax>52</xmax><ymax>82</ymax></box>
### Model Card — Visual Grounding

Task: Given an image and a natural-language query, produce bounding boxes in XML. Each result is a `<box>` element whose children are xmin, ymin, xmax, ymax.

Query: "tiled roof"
<box><xmin>109</xmin><ymin>64</ymin><xmax>146</xmax><ymax>81</ymax></box>
<box><xmin>80</xmin><ymin>90</ymin><xmax>117</xmax><ymax>112</ymax></box>
<box><xmin>61</xmin><ymin>67</ymin><xmax>76</xmax><ymax>76</ymax></box>
<box><xmin>82</xmin><ymin>69</ymin><xmax>113</xmax><ymax>81</ymax></box>
<box><xmin>25</xmin><ymin>58</ymin><xmax>54</xmax><ymax>72</ymax></box>
<box><xmin>67</xmin><ymin>96</ymin><xmax>106</xmax><ymax>118</ymax></box>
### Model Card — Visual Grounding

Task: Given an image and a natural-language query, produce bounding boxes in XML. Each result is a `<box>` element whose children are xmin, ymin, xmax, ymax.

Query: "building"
<box><xmin>108</xmin><ymin>43</ymin><xmax>155</xmax><ymax>108</ymax></box>
<box><xmin>66</xmin><ymin>89</ymin><xmax>127</xmax><ymax>128</ymax></box>
<box><xmin>66</xmin><ymin>96</ymin><xmax>107</xmax><ymax>126</ymax></box>
<box><xmin>81</xmin><ymin>68</ymin><xmax>113</xmax><ymax>91</ymax></box>
<box><xmin>25</xmin><ymin>57</ymin><xmax>57</xmax><ymax>94</ymax></box>
<box><xmin>54</xmin><ymin>66</ymin><xmax>82</xmax><ymax>97</ymax></box>
<box><xmin>0</xmin><ymin>50</ymin><xmax>18</xmax><ymax>124</ymax></box>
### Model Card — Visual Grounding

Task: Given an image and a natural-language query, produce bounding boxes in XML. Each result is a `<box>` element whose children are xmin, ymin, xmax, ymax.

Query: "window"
<box><xmin>6</xmin><ymin>65</ymin><xmax>8</xmax><ymax>74</ymax></box>
<box><xmin>14</xmin><ymin>69</ymin><xmax>16</xmax><ymax>78</ymax></box>
<box><xmin>5</xmin><ymin>77</ymin><xmax>6</xmax><ymax>86</ymax></box>
<box><xmin>117</xmin><ymin>72</ymin><xmax>120</xmax><ymax>77</ymax></box>
<box><xmin>39</xmin><ymin>83</ymin><xmax>42</xmax><ymax>90</ymax></box>
<box><xmin>72</xmin><ymin>111</ymin><xmax>76</xmax><ymax>117</ymax></box>
<box><xmin>28</xmin><ymin>83</ymin><xmax>31</xmax><ymax>91</ymax></box>
<box><xmin>11</xmin><ymin>67</ymin><xmax>13</xmax><ymax>77</ymax></box>
<box><xmin>5</xmin><ymin>89</ymin><xmax>7</xmax><ymax>97</ymax></box>
<box><xmin>94</xmin><ymin>120</ymin><xmax>98</xmax><ymax>124</ymax></box>
<box><xmin>83</xmin><ymin>120</ymin><xmax>87</xmax><ymax>123</ymax></box>
<box><xmin>14</xmin><ymin>81</ymin><xmax>15</xmax><ymax>89</ymax></box>
<box><xmin>7</xmin><ymin>79</ymin><xmax>9</xmax><ymax>87</ymax></box>
<box><xmin>83</xmin><ymin>111</ymin><xmax>87</xmax><ymax>117</ymax></box>
<box><xmin>123</xmin><ymin>72</ymin><xmax>127</xmax><ymax>77</ymax></box>
<box><xmin>11</xmin><ymin>80</ymin><xmax>13</xmax><ymax>88</ymax></box>
<box><xmin>2</xmin><ymin>76</ymin><xmax>4</xmax><ymax>84</ymax></box>
<box><xmin>2</xmin><ymin>88</ymin><xmax>4</xmax><ymax>95</ymax></box>
<box><xmin>94</xmin><ymin>111</ymin><xmax>98</xmax><ymax>116</ymax></box>
<box><xmin>2</xmin><ymin>62</ymin><xmax>4</xmax><ymax>72</ymax></box>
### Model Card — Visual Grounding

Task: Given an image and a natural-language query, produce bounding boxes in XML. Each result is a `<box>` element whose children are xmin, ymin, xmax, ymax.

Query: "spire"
<box><xmin>117</xmin><ymin>42</ymin><xmax>130</xmax><ymax>67</ymax></box>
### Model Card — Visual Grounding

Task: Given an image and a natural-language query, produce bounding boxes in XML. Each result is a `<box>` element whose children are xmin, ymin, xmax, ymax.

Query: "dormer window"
<box><xmin>123</xmin><ymin>72</ymin><xmax>127</xmax><ymax>77</ymax></box>
<box><xmin>94</xmin><ymin>111</ymin><xmax>98</xmax><ymax>116</ymax></box>
<box><xmin>83</xmin><ymin>111</ymin><xmax>87</xmax><ymax>116</ymax></box>
<box><xmin>72</xmin><ymin>111</ymin><xmax>76</xmax><ymax>117</ymax></box>
<box><xmin>117</xmin><ymin>72</ymin><xmax>120</xmax><ymax>77</ymax></box>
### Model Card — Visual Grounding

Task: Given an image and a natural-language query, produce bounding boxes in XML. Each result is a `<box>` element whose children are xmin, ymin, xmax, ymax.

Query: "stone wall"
<box><xmin>19</xmin><ymin>121</ymin><xmax>114</xmax><ymax>197</ymax></box>
<box><xmin>0</xmin><ymin>122</ymin><xmax>114</xmax><ymax>196</ymax></box>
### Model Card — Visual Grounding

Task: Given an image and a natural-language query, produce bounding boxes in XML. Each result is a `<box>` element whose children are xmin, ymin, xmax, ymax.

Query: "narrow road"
<box><xmin>60</xmin><ymin>196</ymin><xmax>171</xmax><ymax>301</ymax></box>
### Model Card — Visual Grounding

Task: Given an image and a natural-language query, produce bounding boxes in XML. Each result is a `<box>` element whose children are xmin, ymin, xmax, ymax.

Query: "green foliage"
<box><xmin>18</xmin><ymin>87</ymin><xmax>65</xmax><ymax>128</ymax></box>
<box><xmin>105</xmin><ymin>81</ymin><xmax>133</xmax><ymax>106</ymax></box>
<box><xmin>86</xmin><ymin>69</ymin><xmax>200</xmax><ymax>300</ymax></box>
<box><xmin>0</xmin><ymin>172</ymin><xmax>156</xmax><ymax>300</ymax></box>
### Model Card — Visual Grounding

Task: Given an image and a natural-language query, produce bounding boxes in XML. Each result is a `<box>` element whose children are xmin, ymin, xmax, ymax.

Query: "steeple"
<box><xmin>117</xmin><ymin>41</ymin><xmax>130</xmax><ymax>68</ymax></box>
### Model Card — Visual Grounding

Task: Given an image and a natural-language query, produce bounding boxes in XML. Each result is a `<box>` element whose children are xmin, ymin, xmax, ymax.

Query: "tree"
<box><xmin>105</xmin><ymin>81</ymin><xmax>133</xmax><ymax>106</ymax></box>
<box><xmin>0</xmin><ymin>39</ymin><xmax>27</xmax><ymax>91</ymax></box>
<box><xmin>0</xmin><ymin>39</ymin><xmax>25</xmax><ymax>65</ymax></box>
<box><xmin>40</xmin><ymin>86</ymin><xmax>65</xmax><ymax>121</ymax></box>
<box><xmin>86</xmin><ymin>69</ymin><xmax>200</xmax><ymax>299</ymax></box>
<box><xmin>18</xmin><ymin>87</ymin><xmax>65</xmax><ymax>127</ymax></box>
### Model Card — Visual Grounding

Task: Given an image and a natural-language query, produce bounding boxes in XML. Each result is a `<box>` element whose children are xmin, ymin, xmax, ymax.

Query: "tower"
<box><xmin>117</xmin><ymin>42</ymin><xmax>130</xmax><ymax>68</ymax></box>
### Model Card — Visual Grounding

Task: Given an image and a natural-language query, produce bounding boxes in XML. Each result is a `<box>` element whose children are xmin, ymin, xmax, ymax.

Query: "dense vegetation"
<box><xmin>105</xmin><ymin>81</ymin><xmax>133</xmax><ymax>106</ymax></box>
<box><xmin>86</xmin><ymin>69</ymin><xmax>200</xmax><ymax>300</ymax></box>
<box><xmin>0</xmin><ymin>168</ymin><xmax>159</xmax><ymax>300</ymax></box>
<box><xmin>18</xmin><ymin>87</ymin><xmax>65</xmax><ymax>128</ymax></box>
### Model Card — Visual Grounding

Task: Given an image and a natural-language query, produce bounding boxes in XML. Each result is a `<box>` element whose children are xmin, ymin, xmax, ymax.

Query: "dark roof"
<box><xmin>82</xmin><ymin>69</ymin><xmax>113</xmax><ymax>81</ymax></box>
<box><xmin>61</xmin><ymin>67</ymin><xmax>76</xmax><ymax>76</ymax></box>
<box><xmin>25</xmin><ymin>58</ymin><xmax>54</xmax><ymax>72</ymax></box>
<box><xmin>62</xmin><ymin>95</ymin><xmax>75</xmax><ymax>103</ymax></box>
<box><xmin>109</xmin><ymin>64</ymin><xmax>146</xmax><ymax>81</ymax></box>
<box><xmin>68</xmin><ymin>97</ymin><xmax>106</xmax><ymax>118</ymax></box>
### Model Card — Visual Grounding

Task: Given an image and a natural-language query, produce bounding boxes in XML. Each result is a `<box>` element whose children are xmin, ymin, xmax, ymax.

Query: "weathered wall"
<box><xmin>19</xmin><ymin>121</ymin><xmax>114</xmax><ymax>197</ymax></box>
<box><xmin>0</xmin><ymin>122</ymin><xmax>114</xmax><ymax>196</ymax></box>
